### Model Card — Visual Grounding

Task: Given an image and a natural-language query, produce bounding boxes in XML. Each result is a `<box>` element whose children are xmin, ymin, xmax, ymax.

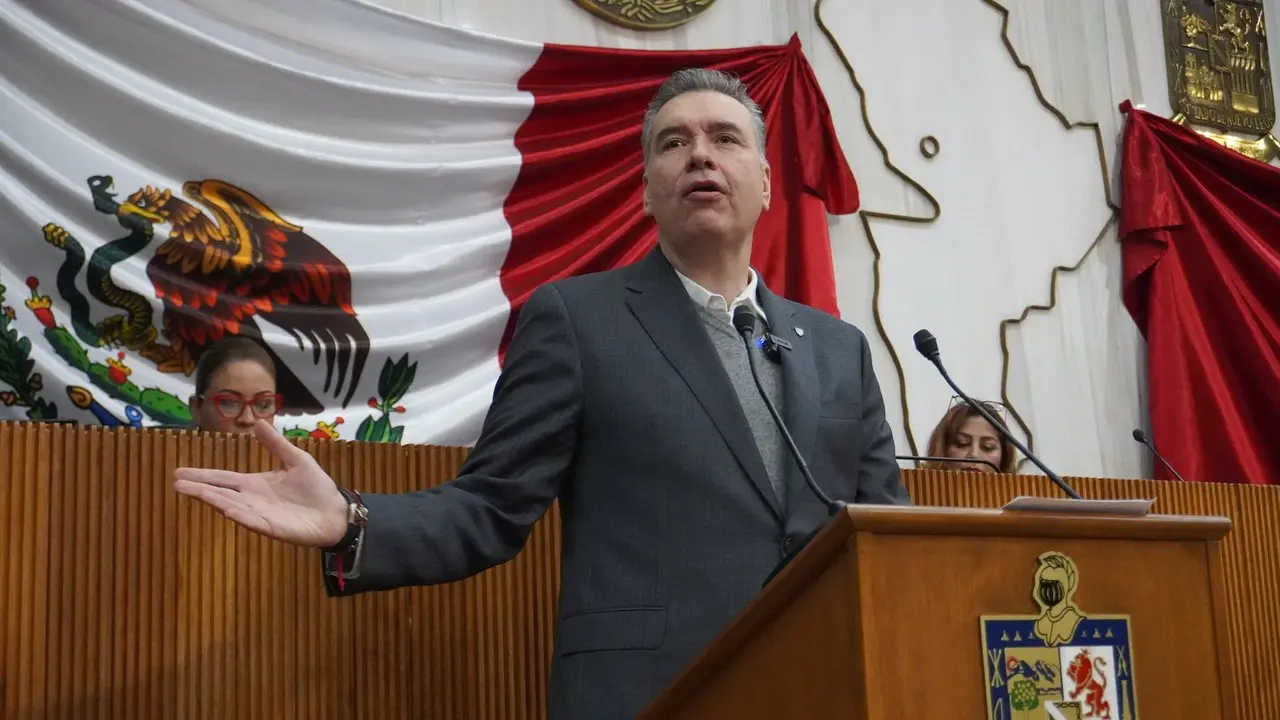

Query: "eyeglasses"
<box><xmin>201</xmin><ymin>391</ymin><xmax>283</xmax><ymax>420</ymax></box>
<box><xmin>948</xmin><ymin>395</ymin><xmax>1007</xmax><ymax>419</ymax></box>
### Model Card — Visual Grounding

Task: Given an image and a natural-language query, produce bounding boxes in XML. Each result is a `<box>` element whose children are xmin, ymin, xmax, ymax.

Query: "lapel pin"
<box><xmin>795</xmin><ymin>326</ymin><xmax>805</xmax><ymax>337</ymax></box>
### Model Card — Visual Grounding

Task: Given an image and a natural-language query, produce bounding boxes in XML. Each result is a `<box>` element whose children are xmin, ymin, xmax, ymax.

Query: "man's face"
<box><xmin>642</xmin><ymin>90</ymin><xmax>771</xmax><ymax>249</ymax></box>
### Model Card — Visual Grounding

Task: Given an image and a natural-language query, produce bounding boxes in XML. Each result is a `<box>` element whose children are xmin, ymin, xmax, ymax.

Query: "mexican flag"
<box><xmin>0</xmin><ymin>0</ymin><xmax>858</xmax><ymax>445</ymax></box>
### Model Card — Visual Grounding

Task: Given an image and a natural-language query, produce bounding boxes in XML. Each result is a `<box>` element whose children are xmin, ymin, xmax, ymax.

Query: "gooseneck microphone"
<box><xmin>912</xmin><ymin>329</ymin><xmax>1083</xmax><ymax>500</ymax></box>
<box><xmin>734</xmin><ymin>306</ymin><xmax>847</xmax><ymax>587</ymax></box>
<box><xmin>733</xmin><ymin>305</ymin><xmax>844</xmax><ymax>516</ymax></box>
<box><xmin>1131</xmin><ymin>428</ymin><xmax>1188</xmax><ymax>482</ymax></box>
<box><xmin>895</xmin><ymin>454</ymin><xmax>1002</xmax><ymax>474</ymax></box>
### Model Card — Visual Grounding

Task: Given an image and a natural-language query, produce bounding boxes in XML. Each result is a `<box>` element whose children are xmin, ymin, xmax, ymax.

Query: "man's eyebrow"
<box><xmin>705</xmin><ymin>120</ymin><xmax>746</xmax><ymax>136</ymax></box>
<box><xmin>653</xmin><ymin>124</ymin><xmax>687</xmax><ymax>145</ymax></box>
<box><xmin>652</xmin><ymin>120</ymin><xmax>747</xmax><ymax>146</ymax></box>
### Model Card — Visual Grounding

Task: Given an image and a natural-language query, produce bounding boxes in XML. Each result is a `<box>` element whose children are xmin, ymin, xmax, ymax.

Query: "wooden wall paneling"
<box><xmin>1</xmin><ymin>424</ymin><xmax>1277</xmax><ymax>719</ymax></box>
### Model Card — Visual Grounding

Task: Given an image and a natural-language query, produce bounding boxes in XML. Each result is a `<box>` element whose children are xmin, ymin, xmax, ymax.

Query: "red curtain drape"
<box><xmin>499</xmin><ymin>35</ymin><xmax>858</xmax><ymax>357</ymax></box>
<box><xmin>1118</xmin><ymin>101</ymin><xmax>1280</xmax><ymax>485</ymax></box>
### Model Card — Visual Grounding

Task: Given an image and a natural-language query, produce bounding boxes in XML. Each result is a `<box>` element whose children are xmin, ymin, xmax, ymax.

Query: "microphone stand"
<box><xmin>896</xmin><ymin>455</ymin><xmax>1002</xmax><ymax>474</ymax></box>
<box><xmin>913</xmin><ymin>330</ymin><xmax>1082</xmax><ymax>500</ymax></box>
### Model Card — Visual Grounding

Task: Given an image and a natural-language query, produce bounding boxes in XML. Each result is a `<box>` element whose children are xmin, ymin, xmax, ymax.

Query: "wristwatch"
<box><xmin>323</xmin><ymin>487</ymin><xmax>368</xmax><ymax>555</ymax></box>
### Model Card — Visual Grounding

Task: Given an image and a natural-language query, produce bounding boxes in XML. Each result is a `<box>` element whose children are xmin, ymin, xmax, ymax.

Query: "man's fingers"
<box><xmin>175</xmin><ymin>483</ymin><xmax>278</xmax><ymax>539</ymax></box>
<box><xmin>174</xmin><ymin>467</ymin><xmax>252</xmax><ymax>491</ymax></box>
<box><xmin>253</xmin><ymin>420</ymin><xmax>310</xmax><ymax>468</ymax></box>
<box><xmin>176</xmin><ymin>481</ymin><xmax>250</xmax><ymax>516</ymax></box>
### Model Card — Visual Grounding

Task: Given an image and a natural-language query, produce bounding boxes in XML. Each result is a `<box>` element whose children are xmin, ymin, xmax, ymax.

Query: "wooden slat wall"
<box><xmin>1</xmin><ymin>423</ymin><xmax>1276</xmax><ymax>719</ymax></box>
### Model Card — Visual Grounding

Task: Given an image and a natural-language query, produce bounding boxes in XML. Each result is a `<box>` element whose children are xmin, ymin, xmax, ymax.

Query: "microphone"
<box><xmin>760</xmin><ymin>333</ymin><xmax>791</xmax><ymax>363</ymax></box>
<box><xmin>1131</xmin><ymin>428</ymin><xmax>1188</xmax><ymax>482</ymax></box>
<box><xmin>733</xmin><ymin>305</ymin><xmax>843</xmax><ymax>515</ymax></box>
<box><xmin>733</xmin><ymin>306</ymin><xmax>846</xmax><ymax>587</ymax></box>
<box><xmin>895</xmin><ymin>454</ymin><xmax>1001</xmax><ymax>474</ymax></box>
<box><xmin>912</xmin><ymin>329</ymin><xmax>1083</xmax><ymax>500</ymax></box>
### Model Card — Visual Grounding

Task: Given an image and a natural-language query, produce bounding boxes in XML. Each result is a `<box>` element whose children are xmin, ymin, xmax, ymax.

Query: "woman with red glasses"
<box><xmin>188</xmin><ymin>337</ymin><xmax>283</xmax><ymax>434</ymax></box>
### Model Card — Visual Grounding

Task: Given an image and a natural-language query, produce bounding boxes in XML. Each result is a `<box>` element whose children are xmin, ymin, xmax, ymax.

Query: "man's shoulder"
<box><xmin>533</xmin><ymin>263</ymin><xmax>635</xmax><ymax>307</ymax></box>
<box><xmin>778</xmin><ymin>297</ymin><xmax>869</xmax><ymax>345</ymax></box>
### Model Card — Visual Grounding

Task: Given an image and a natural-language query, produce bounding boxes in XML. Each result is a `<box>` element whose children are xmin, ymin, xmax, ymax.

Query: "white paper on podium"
<box><xmin>1001</xmin><ymin>496</ymin><xmax>1155</xmax><ymax>516</ymax></box>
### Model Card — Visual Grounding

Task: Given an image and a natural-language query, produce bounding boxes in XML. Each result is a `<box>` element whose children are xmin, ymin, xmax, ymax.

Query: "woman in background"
<box><xmin>188</xmin><ymin>336</ymin><xmax>282</xmax><ymax>434</ymax></box>
<box><xmin>924</xmin><ymin>399</ymin><xmax>1017</xmax><ymax>474</ymax></box>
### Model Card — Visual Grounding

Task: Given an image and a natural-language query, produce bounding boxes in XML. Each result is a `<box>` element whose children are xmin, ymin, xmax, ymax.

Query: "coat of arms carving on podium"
<box><xmin>981</xmin><ymin>552</ymin><xmax>1139</xmax><ymax>719</ymax></box>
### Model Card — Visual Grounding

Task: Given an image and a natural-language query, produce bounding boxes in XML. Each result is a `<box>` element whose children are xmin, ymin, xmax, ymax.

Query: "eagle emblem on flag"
<box><xmin>980</xmin><ymin>552</ymin><xmax>1139</xmax><ymax>719</ymax></box>
<box><xmin>7</xmin><ymin>174</ymin><xmax>418</xmax><ymax>441</ymax></box>
<box><xmin>39</xmin><ymin>175</ymin><xmax>370</xmax><ymax>415</ymax></box>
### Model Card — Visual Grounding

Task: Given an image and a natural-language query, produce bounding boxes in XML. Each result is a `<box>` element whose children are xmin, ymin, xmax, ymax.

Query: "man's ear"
<box><xmin>761</xmin><ymin>162</ymin><xmax>772</xmax><ymax>210</ymax></box>
<box><xmin>642</xmin><ymin>172</ymin><xmax>653</xmax><ymax>216</ymax></box>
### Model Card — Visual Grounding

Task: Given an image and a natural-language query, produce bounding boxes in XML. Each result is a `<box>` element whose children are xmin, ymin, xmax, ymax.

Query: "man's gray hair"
<box><xmin>640</xmin><ymin>68</ymin><xmax>768</xmax><ymax>161</ymax></box>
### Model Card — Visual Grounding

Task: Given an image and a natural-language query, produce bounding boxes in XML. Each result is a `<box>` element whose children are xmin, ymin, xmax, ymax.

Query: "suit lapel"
<box><xmin>625</xmin><ymin>248</ymin><xmax>783</xmax><ymax>522</ymax></box>
<box><xmin>758</xmin><ymin>287</ymin><xmax>819</xmax><ymax>495</ymax></box>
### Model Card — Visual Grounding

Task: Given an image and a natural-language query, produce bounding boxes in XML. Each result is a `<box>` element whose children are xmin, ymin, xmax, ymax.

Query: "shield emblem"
<box><xmin>980</xmin><ymin>552</ymin><xmax>1139</xmax><ymax>719</ymax></box>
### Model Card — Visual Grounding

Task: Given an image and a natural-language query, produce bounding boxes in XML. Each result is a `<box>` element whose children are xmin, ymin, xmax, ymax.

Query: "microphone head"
<box><xmin>913</xmin><ymin>329</ymin><xmax>940</xmax><ymax>361</ymax></box>
<box><xmin>732</xmin><ymin>304</ymin><xmax>757</xmax><ymax>337</ymax></box>
<box><xmin>1131</xmin><ymin>428</ymin><xmax>1148</xmax><ymax>443</ymax></box>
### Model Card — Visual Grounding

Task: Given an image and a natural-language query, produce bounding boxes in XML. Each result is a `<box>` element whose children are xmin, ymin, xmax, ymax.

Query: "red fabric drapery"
<box><xmin>499</xmin><ymin>35</ymin><xmax>858</xmax><ymax>357</ymax></box>
<box><xmin>1118</xmin><ymin>101</ymin><xmax>1280</xmax><ymax>485</ymax></box>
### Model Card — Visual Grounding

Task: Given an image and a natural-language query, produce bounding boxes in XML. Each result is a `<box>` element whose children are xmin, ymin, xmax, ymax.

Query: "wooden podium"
<box><xmin>638</xmin><ymin>505</ymin><xmax>1236</xmax><ymax>720</ymax></box>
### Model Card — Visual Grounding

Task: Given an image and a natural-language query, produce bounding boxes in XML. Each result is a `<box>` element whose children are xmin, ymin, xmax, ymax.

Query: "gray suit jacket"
<box><xmin>330</xmin><ymin>247</ymin><xmax>910</xmax><ymax>719</ymax></box>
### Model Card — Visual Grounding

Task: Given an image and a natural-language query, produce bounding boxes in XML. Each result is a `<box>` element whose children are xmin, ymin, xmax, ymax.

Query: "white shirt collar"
<box><xmin>673</xmin><ymin>267</ymin><xmax>768</xmax><ymax>325</ymax></box>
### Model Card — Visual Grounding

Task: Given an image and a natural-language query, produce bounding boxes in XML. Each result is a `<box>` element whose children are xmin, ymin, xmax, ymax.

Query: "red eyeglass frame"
<box><xmin>202</xmin><ymin>391</ymin><xmax>284</xmax><ymax>419</ymax></box>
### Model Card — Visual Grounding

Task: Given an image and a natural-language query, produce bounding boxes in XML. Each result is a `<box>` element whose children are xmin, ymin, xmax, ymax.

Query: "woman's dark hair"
<box><xmin>193</xmin><ymin>336</ymin><xmax>277</xmax><ymax>396</ymax></box>
<box><xmin>924</xmin><ymin>402</ymin><xmax>1017</xmax><ymax>473</ymax></box>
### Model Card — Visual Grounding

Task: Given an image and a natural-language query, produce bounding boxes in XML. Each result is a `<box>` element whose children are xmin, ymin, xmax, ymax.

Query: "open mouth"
<box><xmin>89</xmin><ymin>175</ymin><xmax>120</xmax><ymax>215</ymax></box>
<box><xmin>684</xmin><ymin>179</ymin><xmax>725</xmax><ymax>199</ymax></box>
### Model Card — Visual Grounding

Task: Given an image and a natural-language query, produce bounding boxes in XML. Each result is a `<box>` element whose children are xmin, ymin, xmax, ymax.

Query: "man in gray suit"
<box><xmin>174</xmin><ymin>68</ymin><xmax>910</xmax><ymax>719</ymax></box>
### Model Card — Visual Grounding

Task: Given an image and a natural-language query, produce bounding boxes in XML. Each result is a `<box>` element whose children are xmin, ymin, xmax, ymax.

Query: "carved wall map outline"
<box><xmin>1161</xmin><ymin>0</ymin><xmax>1278</xmax><ymax>160</ymax></box>
<box><xmin>574</xmin><ymin>0</ymin><xmax>716</xmax><ymax>30</ymax></box>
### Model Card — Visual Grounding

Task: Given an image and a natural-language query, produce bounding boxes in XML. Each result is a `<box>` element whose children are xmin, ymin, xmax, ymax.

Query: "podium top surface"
<box><xmin>840</xmin><ymin>503</ymin><xmax>1232</xmax><ymax>542</ymax></box>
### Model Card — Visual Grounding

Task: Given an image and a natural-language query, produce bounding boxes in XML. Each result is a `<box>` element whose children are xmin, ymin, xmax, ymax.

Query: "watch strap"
<box><xmin>322</xmin><ymin>487</ymin><xmax>366</xmax><ymax>554</ymax></box>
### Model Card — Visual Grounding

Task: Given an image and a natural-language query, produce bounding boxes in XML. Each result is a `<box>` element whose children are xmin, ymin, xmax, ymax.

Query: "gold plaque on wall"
<box><xmin>1160</xmin><ymin>0</ymin><xmax>1277</xmax><ymax>160</ymax></box>
<box><xmin>575</xmin><ymin>0</ymin><xmax>716</xmax><ymax>31</ymax></box>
